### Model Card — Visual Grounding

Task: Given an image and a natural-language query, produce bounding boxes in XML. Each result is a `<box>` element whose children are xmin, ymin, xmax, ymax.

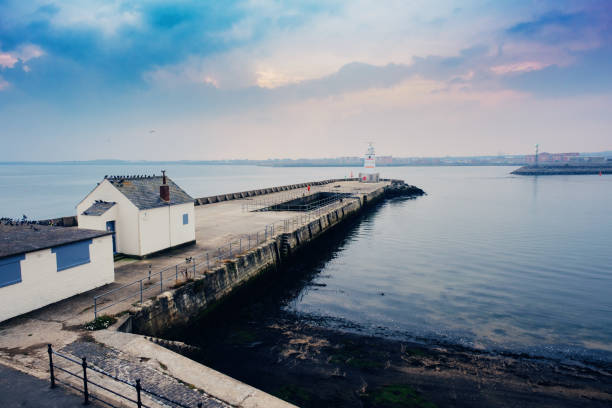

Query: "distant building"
<box><xmin>77</xmin><ymin>172</ymin><xmax>195</xmax><ymax>257</ymax></box>
<box><xmin>0</xmin><ymin>223</ymin><xmax>114</xmax><ymax>322</ymax></box>
<box><xmin>525</xmin><ymin>152</ymin><xmax>579</xmax><ymax>164</ymax></box>
<box><xmin>570</xmin><ymin>156</ymin><xmax>606</xmax><ymax>163</ymax></box>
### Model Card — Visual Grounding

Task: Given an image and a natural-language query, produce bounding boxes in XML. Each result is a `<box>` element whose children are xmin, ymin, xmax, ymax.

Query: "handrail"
<box><xmin>48</xmin><ymin>344</ymin><xmax>202</xmax><ymax>408</ymax></box>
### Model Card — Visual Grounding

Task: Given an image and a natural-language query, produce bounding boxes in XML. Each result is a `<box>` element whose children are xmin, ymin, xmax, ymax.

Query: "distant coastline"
<box><xmin>1</xmin><ymin>150</ymin><xmax>611</xmax><ymax>167</ymax></box>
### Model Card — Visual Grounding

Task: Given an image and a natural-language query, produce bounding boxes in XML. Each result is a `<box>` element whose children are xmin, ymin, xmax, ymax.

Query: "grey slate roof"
<box><xmin>82</xmin><ymin>201</ymin><xmax>116</xmax><ymax>216</ymax></box>
<box><xmin>106</xmin><ymin>176</ymin><xmax>193</xmax><ymax>210</ymax></box>
<box><xmin>0</xmin><ymin>224</ymin><xmax>112</xmax><ymax>259</ymax></box>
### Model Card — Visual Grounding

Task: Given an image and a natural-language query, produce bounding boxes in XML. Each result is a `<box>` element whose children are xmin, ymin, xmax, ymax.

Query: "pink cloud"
<box><xmin>0</xmin><ymin>53</ymin><xmax>18</xmax><ymax>68</ymax></box>
<box><xmin>0</xmin><ymin>45</ymin><xmax>44</xmax><ymax>70</ymax></box>
<box><xmin>490</xmin><ymin>61</ymin><xmax>550</xmax><ymax>75</ymax></box>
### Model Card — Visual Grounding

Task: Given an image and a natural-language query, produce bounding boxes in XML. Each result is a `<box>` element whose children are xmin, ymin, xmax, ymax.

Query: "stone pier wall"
<box><xmin>194</xmin><ymin>178</ymin><xmax>358</xmax><ymax>205</ymax></box>
<box><xmin>126</xmin><ymin>185</ymin><xmax>387</xmax><ymax>337</ymax></box>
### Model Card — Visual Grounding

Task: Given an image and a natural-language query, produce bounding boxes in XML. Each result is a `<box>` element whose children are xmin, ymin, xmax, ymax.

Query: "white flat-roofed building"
<box><xmin>0</xmin><ymin>223</ymin><xmax>114</xmax><ymax>322</ymax></box>
<box><xmin>76</xmin><ymin>172</ymin><xmax>195</xmax><ymax>257</ymax></box>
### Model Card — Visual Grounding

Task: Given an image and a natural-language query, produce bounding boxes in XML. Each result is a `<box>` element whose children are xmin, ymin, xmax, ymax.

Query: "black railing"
<box><xmin>47</xmin><ymin>344</ymin><xmax>205</xmax><ymax>408</ymax></box>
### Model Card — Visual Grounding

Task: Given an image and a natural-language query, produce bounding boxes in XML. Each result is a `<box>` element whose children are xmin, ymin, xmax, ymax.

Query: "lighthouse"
<box><xmin>359</xmin><ymin>142</ymin><xmax>380</xmax><ymax>183</ymax></box>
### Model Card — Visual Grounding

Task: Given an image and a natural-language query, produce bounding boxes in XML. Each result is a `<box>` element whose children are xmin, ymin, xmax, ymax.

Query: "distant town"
<box><xmin>3</xmin><ymin>151</ymin><xmax>612</xmax><ymax>167</ymax></box>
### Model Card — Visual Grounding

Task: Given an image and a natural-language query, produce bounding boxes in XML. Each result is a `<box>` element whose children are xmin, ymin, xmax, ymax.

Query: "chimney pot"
<box><xmin>160</xmin><ymin>170</ymin><xmax>170</xmax><ymax>202</ymax></box>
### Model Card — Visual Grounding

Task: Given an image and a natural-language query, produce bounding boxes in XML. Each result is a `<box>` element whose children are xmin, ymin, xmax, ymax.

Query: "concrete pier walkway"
<box><xmin>0</xmin><ymin>363</ymin><xmax>100</xmax><ymax>408</ymax></box>
<box><xmin>0</xmin><ymin>179</ymin><xmax>390</xmax><ymax>407</ymax></box>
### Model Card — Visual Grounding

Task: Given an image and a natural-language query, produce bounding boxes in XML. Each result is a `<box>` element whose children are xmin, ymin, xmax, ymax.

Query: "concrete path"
<box><xmin>0</xmin><ymin>363</ymin><xmax>99</xmax><ymax>407</ymax></box>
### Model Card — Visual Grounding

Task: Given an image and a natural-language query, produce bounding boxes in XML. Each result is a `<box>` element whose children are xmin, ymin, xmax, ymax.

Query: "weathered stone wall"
<box><xmin>126</xmin><ymin>185</ymin><xmax>386</xmax><ymax>337</ymax></box>
<box><xmin>195</xmin><ymin>178</ymin><xmax>359</xmax><ymax>205</ymax></box>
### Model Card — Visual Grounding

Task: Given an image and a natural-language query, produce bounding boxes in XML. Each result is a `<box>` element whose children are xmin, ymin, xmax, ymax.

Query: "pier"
<box><xmin>512</xmin><ymin>163</ymin><xmax>612</xmax><ymax>175</ymax></box>
<box><xmin>0</xmin><ymin>178</ymin><xmax>423</xmax><ymax>408</ymax></box>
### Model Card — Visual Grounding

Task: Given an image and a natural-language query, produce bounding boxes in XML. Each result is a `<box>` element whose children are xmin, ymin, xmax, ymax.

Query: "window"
<box><xmin>0</xmin><ymin>254</ymin><xmax>25</xmax><ymax>288</ymax></box>
<box><xmin>52</xmin><ymin>240</ymin><xmax>92</xmax><ymax>271</ymax></box>
<box><xmin>183</xmin><ymin>214</ymin><xmax>188</xmax><ymax>225</ymax></box>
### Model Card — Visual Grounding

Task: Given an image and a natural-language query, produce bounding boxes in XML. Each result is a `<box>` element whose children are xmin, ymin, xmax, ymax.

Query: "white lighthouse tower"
<box><xmin>359</xmin><ymin>142</ymin><xmax>380</xmax><ymax>182</ymax></box>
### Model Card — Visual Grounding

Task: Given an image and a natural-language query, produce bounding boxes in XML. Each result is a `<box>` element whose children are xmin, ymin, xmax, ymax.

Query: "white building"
<box><xmin>0</xmin><ymin>223</ymin><xmax>114</xmax><ymax>322</ymax></box>
<box><xmin>76</xmin><ymin>172</ymin><xmax>195</xmax><ymax>257</ymax></box>
<box><xmin>359</xmin><ymin>143</ymin><xmax>380</xmax><ymax>183</ymax></box>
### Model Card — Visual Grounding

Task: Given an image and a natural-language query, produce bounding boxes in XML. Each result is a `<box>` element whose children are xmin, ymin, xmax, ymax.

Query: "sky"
<box><xmin>1</xmin><ymin>0</ymin><xmax>611</xmax><ymax>161</ymax></box>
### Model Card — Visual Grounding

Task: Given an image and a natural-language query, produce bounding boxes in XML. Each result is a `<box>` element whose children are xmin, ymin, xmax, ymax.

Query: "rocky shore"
<box><xmin>384</xmin><ymin>180</ymin><xmax>426</xmax><ymax>198</ymax></box>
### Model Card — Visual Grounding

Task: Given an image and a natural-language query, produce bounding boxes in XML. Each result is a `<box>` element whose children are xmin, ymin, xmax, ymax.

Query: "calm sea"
<box><xmin>2</xmin><ymin>164</ymin><xmax>611</xmax><ymax>362</ymax></box>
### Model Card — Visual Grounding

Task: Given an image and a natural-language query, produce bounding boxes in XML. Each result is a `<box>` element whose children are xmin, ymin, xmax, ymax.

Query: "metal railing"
<box><xmin>93</xmin><ymin>195</ymin><xmax>360</xmax><ymax>319</ymax></box>
<box><xmin>47</xmin><ymin>344</ymin><xmax>205</xmax><ymax>408</ymax></box>
<box><xmin>93</xmin><ymin>224</ymin><xmax>276</xmax><ymax>319</ymax></box>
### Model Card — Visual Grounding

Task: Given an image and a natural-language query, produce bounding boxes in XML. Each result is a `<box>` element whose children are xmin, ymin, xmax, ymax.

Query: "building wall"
<box><xmin>138</xmin><ymin>203</ymin><xmax>195</xmax><ymax>256</ymax></box>
<box><xmin>76</xmin><ymin>180</ymin><xmax>141</xmax><ymax>256</ymax></box>
<box><xmin>139</xmin><ymin>206</ymin><xmax>171</xmax><ymax>256</ymax></box>
<box><xmin>0</xmin><ymin>235</ymin><xmax>114</xmax><ymax>322</ymax></box>
<box><xmin>169</xmin><ymin>202</ymin><xmax>195</xmax><ymax>248</ymax></box>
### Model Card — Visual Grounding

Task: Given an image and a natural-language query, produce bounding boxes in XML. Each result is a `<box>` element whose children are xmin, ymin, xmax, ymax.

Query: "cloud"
<box><xmin>506</xmin><ymin>11</ymin><xmax>589</xmax><ymax>40</ymax></box>
<box><xmin>490</xmin><ymin>61</ymin><xmax>550</xmax><ymax>75</ymax></box>
<box><xmin>0</xmin><ymin>53</ymin><xmax>18</xmax><ymax>68</ymax></box>
<box><xmin>504</xmin><ymin>5</ymin><xmax>612</xmax><ymax>49</ymax></box>
<box><xmin>0</xmin><ymin>43</ymin><xmax>44</xmax><ymax>89</ymax></box>
<box><xmin>0</xmin><ymin>0</ymin><xmax>337</xmax><ymax>93</ymax></box>
<box><xmin>502</xmin><ymin>46</ymin><xmax>612</xmax><ymax>96</ymax></box>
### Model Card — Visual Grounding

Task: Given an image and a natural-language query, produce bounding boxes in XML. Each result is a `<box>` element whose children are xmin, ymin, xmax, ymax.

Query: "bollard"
<box><xmin>229</xmin><ymin>242</ymin><xmax>232</xmax><ymax>257</ymax></box>
<box><xmin>82</xmin><ymin>357</ymin><xmax>89</xmax><ymax>405</ymax></box>
<box><xmin>93</xmin><ymin>297</ymin><xmax>97</xmax><ymax>320</ymax></box>
<box><xmin>160</xmin><ymin>270</ymin><xmax>163</xmax><ymax>293</ymax></box>
<box><xmin>206</xmin><ymin>252</ymin><xmax>209</xmax><ymax>270</ymax></box>
<box><xmin>139</xmin><ymin>280</ymin><xmax>143</xmax><ymax>303</ymax></box>
<box><xmin>176</xmin><ymin>264</ymin><xmax>178</xmax><ymax>281</ymax></box>
<box><xmin>239</xmin><ymin>238</ymin><xmax>242</xmax><ymax>253</ymax></box>
<box><xmin>256</xmin><ymin>231</ymin><xmax>259</xmax><ymax>244</ymax></box>
<box><xmin>47</xmin><ymin>344</ymin><xmax>55</xmax><ymax>388</ymax></box>
<box><xmin>148</xmin><ymin>264</ymin><xmax>151</xmax><ymax>281</ymax></box>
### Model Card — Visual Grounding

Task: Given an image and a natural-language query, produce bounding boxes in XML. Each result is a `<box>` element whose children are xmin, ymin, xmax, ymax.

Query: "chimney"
<box><xmin>160</xmin><ymin>170</ymin><xmax>170</xmax><ymax>202</ymax></box>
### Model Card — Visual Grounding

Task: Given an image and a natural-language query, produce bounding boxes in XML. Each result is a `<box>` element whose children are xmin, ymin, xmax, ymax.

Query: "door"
<box><xmin>106</xmin><ymin>221</ymin><xmax>116</xmax><ymax>254</ymax></box>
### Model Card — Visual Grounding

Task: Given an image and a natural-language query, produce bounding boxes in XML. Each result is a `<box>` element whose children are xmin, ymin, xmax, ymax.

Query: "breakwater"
<box><xmin>121</xmin><ymin>182</ymin><xmax>422</xmax><ymax>336</ymax></box>
<box><xmin>512</xmin><ymin>164</ymin><xmax>612</xmax><ymax>175</ymax></box>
